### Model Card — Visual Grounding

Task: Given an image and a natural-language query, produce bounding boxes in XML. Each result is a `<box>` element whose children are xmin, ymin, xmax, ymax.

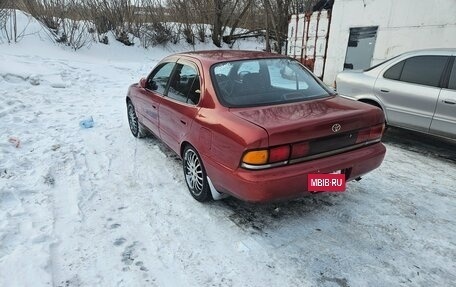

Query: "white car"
<box><xmin>336</xmin><ymin>49</ymin><xmax>456</xmax><ymax>140</ymax></box>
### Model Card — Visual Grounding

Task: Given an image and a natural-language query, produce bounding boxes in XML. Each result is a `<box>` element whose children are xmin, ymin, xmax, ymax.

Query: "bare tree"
<box><xmin>1</xmin><ymin>0</ymin><xmax>323</xmax><ymax>51</ymax></box>
<box><xmin>139</xmin><ymin>0</ymin><xmax>178</xmax><ymax>47</ymax></box>
<box><xmin>262</xmin><ymin>0</ymin><xmax>290</xmax><ymax>53</ymax></box>
<box><xmin>190</xmin><ymin>0</ymin><xmax>210</xmax><ymax>43</ymax></box>
<box><xmin>1</xmin><ymin>0</ymin><xmax>29</xmax><ymax>43</ymax></box>
<box><xmin>0</xmin><ymin>0</ymin><xmax>10</xmax><ymax>23</ymax></box>
<box><xmin>223</xmin><ymin>0</ymin><xmax>252</xmax><ymax>45</ymax></box>
<box><xmin>168</xmin><ymin>0</ymin><xmax>194</xmax><ymax>44</ymax></box>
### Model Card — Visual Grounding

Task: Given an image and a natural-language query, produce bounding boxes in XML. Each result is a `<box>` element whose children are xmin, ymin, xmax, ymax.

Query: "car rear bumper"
<box><xmin>204</xmin><ymin>142</ymin><xmax>386</xmax><ymax>202</ymax></box>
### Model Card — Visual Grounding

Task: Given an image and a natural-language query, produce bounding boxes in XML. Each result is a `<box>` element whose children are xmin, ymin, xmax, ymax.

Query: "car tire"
<box><xmin>127</xmin><ymin>101</ymin><xmax>147</xmax><ymax>138</ymax></box>
<box><xmin>183</xmin><ymin>145</ymin><xmax>212</xmax><ymax>202</ymax></box>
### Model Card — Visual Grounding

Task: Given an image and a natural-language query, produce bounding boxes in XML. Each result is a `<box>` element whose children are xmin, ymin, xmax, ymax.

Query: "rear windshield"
<box><xmin>211</xmin><ymin>58</ymin><xmax>331</xmax><ymax>108</ymax></box>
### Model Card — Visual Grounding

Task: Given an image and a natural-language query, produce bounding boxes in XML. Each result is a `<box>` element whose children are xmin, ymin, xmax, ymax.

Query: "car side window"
<box><xmin>384</xmin><ymin>60</ymin><xmax>405</xmax><ymax>80</ymax></box>
<box><xmin>400</xmin><ymin>56</ymin><xmax>448</xmax><ymax>87</ymax></box>
<box><xmin>187</xmin><ymin>76</ymin><xmax>201</xmax><ymax>105</ymax></box>
<box><xmin>385</xmin><ymin>56</ymin><xmax>448</xmax><ymax>87</ymax></box>
<box><xmin>167</xmin><ymin>63</ymin><xmax>201</xmax><ymax>104</ymax></box>
<box><xmin>448</xmin><ymin>60</ymin><xmax>456</xmax><ymax>90</ymax></box>
<box><xmin>148</xmin><ymin>62</ymin><xmax>176</xmax><ymax>94</ymax></box>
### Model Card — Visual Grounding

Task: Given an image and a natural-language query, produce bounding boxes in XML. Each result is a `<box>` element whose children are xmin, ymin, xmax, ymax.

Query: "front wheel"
<box><xmin>183</xmin><ymin>146</ymin><xmax>212</xmax><ymax>202</ymax></box>
<box><xmin>127</xmin><ymin>101</ymin><xmax>147</xmax><ymax>138</ymax></box>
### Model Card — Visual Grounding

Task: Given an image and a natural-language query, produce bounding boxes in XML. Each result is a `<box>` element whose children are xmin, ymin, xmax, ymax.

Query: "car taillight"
<box><xmin>355</xmin><ymin>128</ymin><xmax>370</xmax><ymax>144</ymax></box>
<box><xmin>291</xmin><ymin>142</ymin><xmax>309</xmax><ymax>159</ymax></box>
<box><xmin>369</xmin><ymin>123</ymin><xmax>385</xmax><ymax>140</ymax></box>
<box><xmin>242</xmin><ymin>142</ymin><xmax>310</xmax><ymax>168</ymax></box>
<box><xmin>242</xmin><ymin>145</ymin><xmax>291</xmax><ymax>166</ymax></box>
<box><xmin>356</xmin><ymin>123</ymin><xmax>385</xmax><ymax>143</ymax></box>
<box><xmin>242</xmin><ymin>150</ymin><xmax>268</xmax><ymax>165</ymax></box>
<box><xmin>269</xmin><ymin>145</ymin><xmax>290</xmax><ymax>163</ymax></box>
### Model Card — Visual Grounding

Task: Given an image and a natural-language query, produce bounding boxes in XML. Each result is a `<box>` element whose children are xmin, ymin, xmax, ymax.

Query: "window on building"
<box><xmin>343</xmin><ymin>26</ymin><xmax>378</xmax><ymax>70</ymax></box>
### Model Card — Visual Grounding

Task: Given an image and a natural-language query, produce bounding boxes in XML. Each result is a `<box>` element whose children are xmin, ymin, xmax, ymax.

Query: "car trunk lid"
<box><xmin>230</xmin><ymin>96</ymin><xmax>384</xmax><ymax>150</ymax></box>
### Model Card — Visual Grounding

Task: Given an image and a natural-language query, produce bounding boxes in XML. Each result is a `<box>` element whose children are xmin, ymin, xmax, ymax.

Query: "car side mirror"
<box><xmin>139</xmin><ymin>77</ymin><xmax>147</xmax><ymax>88</ymax></box>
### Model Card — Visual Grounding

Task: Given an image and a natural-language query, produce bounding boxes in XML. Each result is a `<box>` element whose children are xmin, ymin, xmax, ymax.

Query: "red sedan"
<box><xmin>126</xmin><ymin>50</ymin><xmax>386</xmax><ymax>202</ymax></box>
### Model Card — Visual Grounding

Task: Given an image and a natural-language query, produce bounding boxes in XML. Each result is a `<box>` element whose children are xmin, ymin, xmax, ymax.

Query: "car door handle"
<box><xmin>442</xmin><ymin>99</ymin><xmax>456</xmax><ymax>105</ymax></box>
<box><xmin>180</xmin><ymin>120</ymin><xmax>187</xmax><ymax>125</ymax></box>
<box><xmin>380</xmin><ymin>89</ymin><xmax>389</xmax><ymax>93</ymax></box>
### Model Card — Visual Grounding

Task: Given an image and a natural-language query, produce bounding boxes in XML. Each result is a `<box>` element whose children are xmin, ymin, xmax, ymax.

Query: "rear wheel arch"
<box><xmin>359</xmin><ymin>98</ymin><xmax>382</xmax><ymax>110</ymax></box>
<box><xmin>180</xmin><ymin>141</ymin><xmax>191</xmax><ymax>158</ymax></box>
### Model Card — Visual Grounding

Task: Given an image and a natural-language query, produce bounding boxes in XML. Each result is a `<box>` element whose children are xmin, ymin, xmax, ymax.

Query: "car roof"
<box><xmin>173</xmin><ymin>50</ymin><xmax>287</xmax><ymax>65</ymax></box>
<box><xmin>364</xmin><ymin>48</ymin><xmax>456</xmax><ymax>73</ymax></box>
<box><xmin>398</xmin><ymin>48</ymin><xmax>456</xmax><ymax>56</ymax></box>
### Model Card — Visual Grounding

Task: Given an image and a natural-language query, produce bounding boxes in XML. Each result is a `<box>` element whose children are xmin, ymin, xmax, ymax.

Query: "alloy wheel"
<box><xmin>127</xmin><ymin>103</ymin><xmax>138</xmax><ymax>136</ymax></box>
<box><xmin>184</xmin><ymin>148</ymin><xmax>204</xmax><ymax>196</ymax></box>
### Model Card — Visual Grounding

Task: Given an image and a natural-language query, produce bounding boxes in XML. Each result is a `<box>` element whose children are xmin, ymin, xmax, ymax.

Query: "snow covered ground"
<box><xmin>1</xmin><ymin>13</ymin><xmax>456</xmax><ymax>287</ymax></box>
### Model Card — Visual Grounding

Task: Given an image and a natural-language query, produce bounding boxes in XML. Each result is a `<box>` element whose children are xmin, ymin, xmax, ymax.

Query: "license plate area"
<box><xmin>307</xmin><ymin>171</ymin><xmax>346</xmax><ymax>192</ymax></box>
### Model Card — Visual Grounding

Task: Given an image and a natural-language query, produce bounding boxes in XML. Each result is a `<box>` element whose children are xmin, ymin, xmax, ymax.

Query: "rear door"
<box><xmin>430</xmin><ymin>57</ymin><xmax>456</xmax><ymax>139</ymax></box>
<box><xmin>374</xmin><ymin>55</ymin><xmax>449</xmax><ymax>132</ymax></box>
<box><xmin>136</xmin><ymin>61</ymin><xmax>176</xmax><ymax>136</ymax></box>
<box><xmin>158</xmin><ymin>59</ymin><xmax>202</xmax><ymax>153</ymax></box>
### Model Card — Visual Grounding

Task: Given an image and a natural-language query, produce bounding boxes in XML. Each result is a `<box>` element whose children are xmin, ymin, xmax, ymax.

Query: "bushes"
<box><xmin>9</xmin><ymin>0</ymin><xmax>188</xmax><ymax>49</ymax></box>
<box><xmin>139</xmin><ymin>22</ymin><xmax>181</xmax><ymax>48</ymax></box>
<box><xmin>115</xmin><ymin>28</ymin><xmax>134</xmax><ymax>46</ymax></box>
<box><xmin>1</xmin><ymin>0</ymin><xmax>309</xmax><ymax>52</ymax></box>
<box><xmin>183</xmin><ymin>26</ymin><xmax>194</xmax><ymax>45</ymax></box>
<box><xmin>149</xmin><ymin>22</ymin><xmax>173</xmax><ymax>45</ymax></box>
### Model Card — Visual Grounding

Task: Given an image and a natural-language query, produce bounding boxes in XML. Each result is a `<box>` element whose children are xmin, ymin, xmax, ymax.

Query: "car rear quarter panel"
<box><xmin>192</xmin><ymin>107</ymin><xmax>268</xmax><ymax>164</ymax></box>
<box><xmin>336</xmin><ymin>71</ymin><xmax>383</xmax><ymax>105</ymax></box>
<box><xmin>189</xmin><ymin>107</ymin><xmax>269</xmax><ymax>194</ymax></box>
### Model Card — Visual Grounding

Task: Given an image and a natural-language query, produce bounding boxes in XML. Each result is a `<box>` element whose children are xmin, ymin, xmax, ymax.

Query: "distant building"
<box><xmin>287</xmin><ymin>0</ymin><xmax>456</xmax><ymax>85</ymax></box>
